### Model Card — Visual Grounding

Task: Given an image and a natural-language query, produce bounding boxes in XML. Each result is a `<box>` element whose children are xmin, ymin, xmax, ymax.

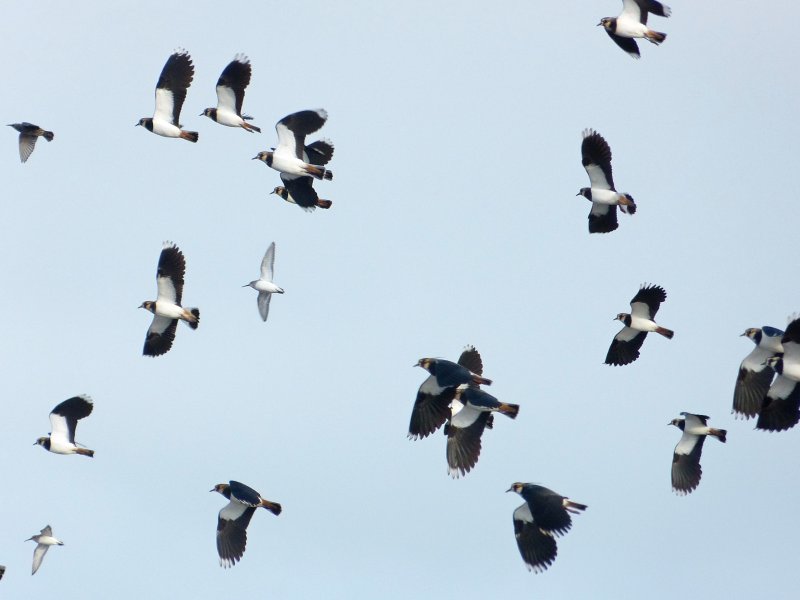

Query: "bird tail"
<box><xmin>185</xmin><ymin>308</ymin><xmax>200</xmax><ymax>329</ymax></box>
<box><xmin>498</xmin><ymin>403</ymin><xmax>520</xmax><ymax>419</ymax></box>
<box><xmin>241</xmin><ymin>122</ymin><xmax>261</xmax><ymax>133</ymax></box>
<box><xmin>656</xmin><ymin>327</ymin><xmax>674</xmax><ymax>339</ymax></box>
<box><xmin>305</xmin><ymin>165</ymin><xmax>333</xmax><ymax>181</ymax></box>
<box><xmin>620</xmin><ymin>194</ymin><xmax>636</xmax><ymax>215</ymax></box>
<box><xmin>43</xmin><ymin>130</ymin><xmax>54</xmax><ymax>142</ymax></box>
<box><xmin>710</xmin><ymin>428</ymin><xmax>727</xmax><ymax>443</ymax></box>
<box><xmin>564</xmin><ymin>499</ymin><xmax>588</xmax><ymax>513</ymax></box>
<box><xmin>76</xmin><ymin>447</ymin><xmax>95</xmax><ymax>457</ymax></box>
<box><xmin>180</xmin><ymin>130</ymin><xmax>199</xmax><ymax>143</ymax></box>
<box><xmin>645</xmin><ymin>30</ymin><xmax>667</xmax><ymax>44</ymax></box>
<box><xmin>261</xmin><ymin>500</ymin><xmax>282</xmax><ymax>516</ymax></box>
<box><xmin>472</xmin><ymin>375</ymin><xmax>493</xmax><ymax>386</ymax></box>
<box><xmin>317</xmin><ymin>199</ymin><xmax>333</xmax><ymax>209</ymax></box>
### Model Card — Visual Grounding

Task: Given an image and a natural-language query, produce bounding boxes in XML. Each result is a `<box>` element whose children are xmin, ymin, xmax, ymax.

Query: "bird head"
<box><xmin>201</xmin><ymin>108</ymin><xmax>215</xmax><ymax>118</ymax></box>
<box><xmin>506</xmin><ymin>482</ymin><xmax>525</xmax><ymax>494</ymax></box>
<box><xmin>415</xmin><ymin>358</ymin><xmax>434</xmax><ymax>371</ymax></box>
<box><xmin>668</xmin><ymin>417</ymin><xmax>685</xmax><ymax>429</ymax></box>
<box><xmin>576</xmin><ymin>187</ymin><xmax>591</xmax><ymax>199</ymax></box>
<box><xmin>139</xmin><ymin>301</ymin><xmax>155</xmax><ymax>313</ymax></box>
<box><xmin>741</xmin><ymin>328</ymin><xmax>759</xmax><ymax>340</ymax></box>
<box><xmin>136</xmin><ymin>118</ymin><xmax>151</xmax><ymax>128</ymax></box>
<box><xmin>598</xmin><ymin>17</ymin><xmax>613</xmax><ymax>29</ymax></box>
<box><xmin>614</xmin><ymin>313</ymin><xmax>628</xmax><ymax>322</ymax></box>
<box><xmin>252</xmin><ymin>151</ymin><xmax>273</xmax><ymax>166</ymax></box>
<box><xmin>33</xmin><ymin>437</ymin><xmax>48</xmax><ymax>448</ymax></box>
<box><xmin>271</xmin><ymin>186</ymin><xmax>289</xmax><ymax>200</ymax></box>
<box><xmin>210</xmin><ymin>483</ymin><xmax>230</xmax><ymax>495</ymax></box>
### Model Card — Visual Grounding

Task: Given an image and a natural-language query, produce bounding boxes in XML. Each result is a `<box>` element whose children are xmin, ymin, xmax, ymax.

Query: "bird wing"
<box><xmin>275</xmin><ymin>109</ymin><xmax>328</xmax><ymax>159</ymax></box>
<box><xmin>216</xmin><ymin>56</ymin><xmax>251</xmax><ymax>116</ymax></box>
<box><xmin>282</xmin><ymin>175</ymin><xmax>320</xmax><ymax>209</ymax></box>
<box><xmin>304</xmin><ymin>139</ymin><xmax>334</xmax><ymax>166</ymax></box>
<box><xmin>588</xmin><ymin>202</ymin><xmax>619</xmax><ymax>234</ymax></box>
<box><xmin>143</xmin><ymin>315</ymin><xmax>178</xmax><ymax>357</ymax></box>
<box><xmin>629</xmin><ymin>284</ymin><xmax>667</xmax><ymax>319</ymax></box>
<box><xmin>524</xmin><ymin>489</ymin><xmax>574</xmax><ymax>537</ymax></box>
<box><xmin>621</xmin><ymin>0</ymin><xmax>645</xmax><ymax>22</ymax></box>
<box><xmin>50</xmin><ymin>396</ymin><xmax>93</xmax><ymax>444</ymax></box>
<box><xmin>672</xmin><ymin>432</ymin><xmax>705</xmax><ymax>494</ymax></box>
<box><xmin>18</xmin><ymin>133</ymin><xmax>38</xmax><ymax>163</ymax></box>
<box><xmin>605</xmin><ymin>30</ymin><xmax>641</xmax><ymax>59</ymax></box>
<box><xmin>216</xmin><ymin>502</ymin><xmax>256</xmax><ymax>568</ymax></box>
<box><xmin>31</xmin><ymin>544</ymin><xmax>50</xmax><ymax>575</ymax></box>
<box><xmin>733</xmin><ymin>347</ymin><xmax>775</xmax><ymax>419</ymax></box>
<box><xmin>155</xmin><ymin>244</ymin><xmax>186</xmax><ymax>304</ymax></box>
<box><xmin>260</xmin><ymin>242</ymin><xmax>276</xmax><ymax>281</ymax></box>
<box><xmin>446</xmin><ymin>405</ymin><xmax>491</xmax><ymax>478</ymax></box>
<box><xmin>756</xmin><ymin>376</ymin><xmax>800</xmax><ymax>432</ymax></box>
<box><xmin>457</xmin><ymin>345</ymin><xmax>483</xmax><ymax>376</ymax></box>
<box><xmin>635</xmin><ymin>0</ymin><xmax>671</xmax><ymax>22</ymax></box>
<box><xmin>581</xmin><ymin>130</ymin><xmax>615</xmax><ymax>190</ymax></box>
<box><xmin>408</xmin><ymin>376</ymin><xmax>455</xmax><ymax>440</ymax></box>
<box><xmin>257</xmin><ymin>292</ymin><xmax>272</xmax><ymax>322</ymax></box>
<box><xmin>513</xmin><ymin>504</ymin><xmax>558</xmax><ymax>573</ymax></box>
<box><xmin>154</xmin><ymin>50</ymin><xmax>194</xmax><ymax>126</ymax></box>
<box><xmin>605</xmin><ymin>327</ymin><xmax>647</xmax><ymax>365</ymax></box>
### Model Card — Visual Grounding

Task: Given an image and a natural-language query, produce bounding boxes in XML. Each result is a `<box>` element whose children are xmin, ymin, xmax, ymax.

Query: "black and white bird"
<box><xmin>211</xmin><ymin>481</ymin><xmax>282</xmax><ymax>568</ymax></box>
<box><xmin>669</xmin><ymin>412</ymin><xmax>726</xmax><ymax>495</ymax></box>
<box><xmin>733</xmin><ymin>326</ymin><xmax>783</xmax><ymax>419</ymax></box>
<box><xmin>577</xmin><ymin>129</ymin><xmax>636</xmax><ymax>233</ymax></box>
<box><xmin>253</xmin><ymin>110</ymin><xmax>333</xmax><ymax>182</ymax></box>
<box><xmin>137</xmin><ymin>49</ymin><xmax>198</xmax><ymax>142</ymax></box>
<box><xmin>507</xmin><ymin>483</ymin><xmax>587</xmax><ymax>573</ymax></box>
<box><xmin>0</xmin><ymin>565</ymin><xmax>5</xmax><ymax>580</ymax></box>
<box><xmin>267</xmin><ymin>139</ymin><xmax>334</xmax><ymax>211</ymax></box>
<box><xmin>8</xmin><ymin>123</ymin><xmax>54</xmax><ymax>162</ymax></box>
<box><xmin>606</xmin><ymin>284</ymin><xmax>673</xmax><ymax>366</ymax></box>
<box><xmin>446</xmin><ymin>386</ymin><xmax>519</xmax><ymax>478</ymax></box>
<box><xmin>201</xmin><ymin>54</ymin><xmax>260</xmax><ymax>133</ymax></box>
<box><xmin>599</xmin><ymin>0</ymin><xmax>671</xmax><ymax>59</ymax></box>
<box><xmin>243</xmin><ymin>242</ymin><xmax>283</xmax><ymax>321</ymax></box>
<box><xmin>34</xmin><ymin>395</ymin><xmax>94</xmax><ymax>457</ymax></box>
<box><xmin>139</xmin><ymin>242</ymin><xmax>199</xmax><ymax>357</ymax></box>
<box><xmin>26</xmin><ymin>526</ymin><xmax>63</xmax><ymax>575</ymax></box>
<box><xmin>756</xmin><ymin>318</ymin><xmax>800</xmax><ymax>432</ymax></box>
<box><xmin>408</xmin><ymin>346</ymin><xmax>492</xmax><ymax>440</ymax></box>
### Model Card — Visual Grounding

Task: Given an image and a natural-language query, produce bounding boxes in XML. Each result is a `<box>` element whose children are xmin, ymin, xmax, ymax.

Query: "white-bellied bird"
<box><xmin>599</xmin><ymin>0</ymin><xmax>671</xmax><ymax>59</ymax></box>
<box><xmin>201</xmin><ymin>54</ymin><xmax>260</xmax><ymax>133</ymax></box>
<box><xmin>606</xmin><ymin>283</ymin><xmax>673</xmax><ymax>366</ymax></box>
<box><xmin>243</xmin><ymin>242</ymin><xmax>284</xmax><ymax>321</ymax></box>
<box><xmin>669</xmin><ymin>412</ymin><xmax>726</xmax><ymax>495</ymax></box>
<box><xmin>26</xmin><ymin>526</ymin><xmax>63</xmax><ymax>575</ymax></box>
<box><xmin>733</xmin><ymin>326</ymin><xmax>782</xmax><ymax>419</ymax></box>
<box><xmin>137</xmin><ymin>49</ymin><xmax>198</xmax><ymax>142</ymax></box>
<box><xmin>34</xmin><ymin>395</ymin><xmax>94</xmax><ymax>457</ymax></box>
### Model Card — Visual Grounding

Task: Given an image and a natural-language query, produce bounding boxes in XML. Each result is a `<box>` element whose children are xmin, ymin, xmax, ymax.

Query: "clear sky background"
<box><xmin>2</xmin><ymin>1</ymin><xmax>799</xmax><ymax>598</ymax></box>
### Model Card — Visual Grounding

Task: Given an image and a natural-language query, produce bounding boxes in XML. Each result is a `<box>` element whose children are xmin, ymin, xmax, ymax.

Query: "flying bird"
<box><xmin>446</xmin><ymin>386</ymin><xmax>519</xmax><ymax>478</ymax></box>
<box><xmin>139</xmin><ymin>242</ymin><xmax>199</xmax><ymax>357</ymax></box>
<box><xmin>756</xmin><ymin>318</ymin><xmax>800</xmax><ymax>432</ymax></box>
<box><xmin>253</xmin><ymin>109</ymin><xmax>333</xmax><ymax>181</ymax></box>
<box><xmin>0</xmin><ymin>565</ymin><xmax>6</xmax><ymax>580</ymax></box>
<box><xmin>26</xmin><ymin>526</ymin><xmax>63</xmax><ymax>575</ymax></box>
<box><xmin>201</xmin><ymin>54</ymin><xmax>260</xmax><ymax>133</ymax></box>
<box><xmin>8</xmin><ymin>123</ymin><xmax>54</xmax><ymax>163</ymax></box>
<box><xmin>211</xmin><ymin>481</ymin><xmax>282</xmax><ymax>568</ymax></box>
<box><xmin>599</xmin><ymin>0</ymin><xmax>671</xmax><ymax>59</ymax></box>
<box><xmin>408</xmin><ymin>346</ymin><xmax>492</xmax><ymax>440</ymax></box>
<box><xmin>669</xmin><ymin>412</ymin><xmax>726</xmax><ymax>495</ymax></box>
<box><xmin>733</xmin><ymin>326</ymin><xmax>782</xmax><ymax>419</ymax></box>
<box><xmin>606</xmin><ymin>283</ymin><xmax>673</xmax><ymax>366</ymax></box>
<box><xmin>577</xmin><ymin>129</ymin><xmax>636</xmax><ymax>233</ymax></box>
<box><xmin>507</xmin><ymin>483</ymin><xmax>587</xmax><ymax>573</ymax></box>
<box><xmin>34</xmin><ymin>395</ymin><xmax>94</xmax><ymax>457</ymax></box>
<box><xmin>137</xmin><ymin>49</ymin><xmax>198</xmax><ymax>142</ymax></box>
<box><xmin>243</xmin><ymin>242</ymin><xmax>284</xmax><ymax>321</ymax></box>
<box><xmin>266</xmin><ymin>139</ymin><xmax>334</xmax><ymax>211</ymax></box>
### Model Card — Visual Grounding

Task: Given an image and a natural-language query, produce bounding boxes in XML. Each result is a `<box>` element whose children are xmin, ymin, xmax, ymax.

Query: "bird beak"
<box><xmin>270</xmin><ymin>189</ymin><xmax>276</xmax><ymax>195</ymax></box>
<box><xmin>505</xmin><ymin>487</ymin><xmax>513</xmax><ymax>493</ymax></box>
<box><xmin>251</xmin><ymin>155</ymin><xmax>259</xmax><ymax>160</ymax></box>
<box><xmin>135</xmin><ymin>122</ymin><xmax>140</xmax><ymax>127</ymax></box>
<box><xmin>575</xmin><ymin>191</ymin><xmax>582</xmax><ymax>196</ymax></box>
<box><xmin>596</xmin><ymin>21</ymin><xmax>603</xmax><ymax>26</ymax></box>
<box><xmin>739</xmin><ymin>332</ymin><xmax>746</xmax><ymax>337</ymax></box>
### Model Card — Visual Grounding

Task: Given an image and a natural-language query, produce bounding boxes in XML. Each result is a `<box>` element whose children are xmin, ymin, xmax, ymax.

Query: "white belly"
<box><xmin>271</xmin><ymin>151</ymin><xmax>309</xmax><ymax>177</ymax></box>
<box><xmin>628</xmin><ymin>316</ymin><xmax>659</xmax><ymax>332</ymax></box>
<box><xmin>615</xmin><ymin>18</ymin><xmax>649</xmax><ymax>38</ymax></box>
<box><xmin>151</xmin><ymin>119</ymin><xmax>183</xmax><ymax>138</ymax></box>
<box><xmin>216</xmin><ymin>108</ymin><xmax>245</xmax><ymax>128</ymax></box>
<box><xmin>254</xmin><ymin>280</ymin><xmax>282</xmax><ymax>293</ymax></box>
<box><xmin>590</xmin><ymin>188</ymin><xmax>620</xmax><ymax>205</ymax></box>
<box><xmin>155</xmin><ymin>302</ymin><xmax>185</xmax><ymax>319</ymax></box>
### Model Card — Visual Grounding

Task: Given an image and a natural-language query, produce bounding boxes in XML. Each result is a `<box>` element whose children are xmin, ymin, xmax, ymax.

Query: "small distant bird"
<box><xmin>266</xmin><ymin>139</ymin><xmax>334</xmax><ymax>211</ymax></box>
<box><xmin>599</xmin><ymin>0</ymin><xmax>671</xmax><ymax>59</ymax></box>
<box><xmin>26</xmin><ymin>526</ymin><xmax>63</xmax><ymax>575</ymax></box>
<box><xmin>8</xmin><ymin>123</ymin><xmax>54</xmax><ymax>163</ymax></box>
<box><xmin>253</xmin><ymin>109</ymin><xmax>333</xmax><ymax>181</ymax></box>
<box><xmin>446</xmin><ymin>386</ymin><xmax>519</xmax><ymax>478</ymax></box>
<box><xmin>211</xmin><ymin>481</ymin><xmax>282</xmax><ymax>568</ymax></box>
<box><xmin>137</xmin><ymin>49</ymin><xmax>198</xmax><ymax>142</ymax></box>
<box><xmin>243</xmin><ymin>242</ymin><xmax>284</xmax><ymax>321</ymax></box>
<box><xmin>577</xmin><ymin>129</ymin><xmax>636</xmax><ymax>233</ymax></box>
<box><xmin>201</xmin><ymin>54</ymin><xmax>260</xmax><ymax>133</ymax></box>
<box><xmin>507</xmin><ymin>483</ymin><xmax>587</xmax><ymax>573</ymax></box>
<box><xmin>733</xmin><ymin>326</ymin><xmax>783</xmax><ymax>419</ymax></box>
<box><xmin>408</xmin><ymin>346</ymin><xmax>492</xmax><ymax>440</ymax></box>
<box><xmin>140</xmin><ymin>242</ymin><xmax>199</xmax><ymax>357</ymax></box>
<box><xmin>669</xmin><ymin>412</ymin><xmax>726</xmax><ymax>495</ymax></box>
<box><xmin>606</xmin><ymin>283</ymin><xmax>673</xmax><ymax>366</ymax></box>
<box><xmin>0</xmin><ymin>565</ymin><xmax>5</xmax><ymax>580</ymax></box>
<box><xmin>34</xmin><ymin>395</ymin><xmax>94</xmax><ymax>457</ymax></box>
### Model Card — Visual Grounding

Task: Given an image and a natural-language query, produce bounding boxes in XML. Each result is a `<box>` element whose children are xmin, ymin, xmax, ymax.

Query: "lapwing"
<box><xmin>266</xmin><ymin>139</ymin><xmax>334</xmax><ymax>211</ymax></box>
<box><xmin>733</xmin><ymin>326</ymin><xmax>783</xmax><ymax>419</ymax></box>
<box><xmin>211</xmin><ymin>481</ymin><xmax>282</xmax><ymax>568</ymax></box>
<box><xmin>669</xmin><ymin>412</ymin><xmax>726</xmax><ymax>495</ymax></box>
<box><xmin>756</xmin><ymin>318</ymin><xmax>800</xmax><ymax>432</ymax></box>
<box><xmin>139</xmin><ymin>242</ymin><xmax>199</xmax><ymax>357</ymax></box>
<box><xmin>446</xmin><ymin>386</ymin><xmax>519</xmax><ymax>478</ymax></box>
<box><xmin>507</xmin><ymin>483</ymin><xmax>587</xmax><ymax>573</ymax></box>
<box><xmin>8</xmin><ymin>123</ymin><xmax>54</xmax><ymax>163</ymax></box>
<box><xmin>34</xmin><ymin>395</ymin><xmax>94</xmax><ymax>457</ymax></box>
<box><xmin>201</xmin><ymin>54</ymin><xmax>260</xmax><ymax>133</ymax></box>
<box><xmin>599</xmin><ymin>0</ymin><xmax>671</xmax><ymax>59</ymax></box>
<box><xmin>606</xmin><ymin>283</ymin><xmax>673</xmax><ymax>366</ymax></box>
<box><xmin>137</xmin><ymin>49</ymin><xmax>198</xmax><ymax>142</ymax></box>
<box><xmin>408</xmin><ymin>346</ymin><xmax>492</xmax><ymax>440</ymax></box>
<box><xmin>253</xmin><ymin>109</ymin><xmax>333</xmax><ymax>181</ymax></box>
<box><xmin>243</xmin><ymin>242</ymin><xmax>283</xmax><ymax>321</ymax></box>
<box><xmin>577</xmin><ymin>129</ymin><xmax>636</xmax><ymax>233</ymax></box>
<box><xmin>26</xmin><ymin>526</ymin><xmax>63</xmax><ymax>575</ymax></box>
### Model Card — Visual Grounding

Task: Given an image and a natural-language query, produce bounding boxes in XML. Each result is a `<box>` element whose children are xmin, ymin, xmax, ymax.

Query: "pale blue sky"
<box><xmin>2</xmin><ymin>1</ymin><xmax>799</xmax><ymax>598</ymax></box>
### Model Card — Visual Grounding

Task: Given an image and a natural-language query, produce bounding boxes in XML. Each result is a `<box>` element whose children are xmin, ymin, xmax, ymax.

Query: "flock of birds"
<box><xmin>3</xmin><ymin>0</ymin><xmax>795</xmax><ymax>583</ymax></box>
